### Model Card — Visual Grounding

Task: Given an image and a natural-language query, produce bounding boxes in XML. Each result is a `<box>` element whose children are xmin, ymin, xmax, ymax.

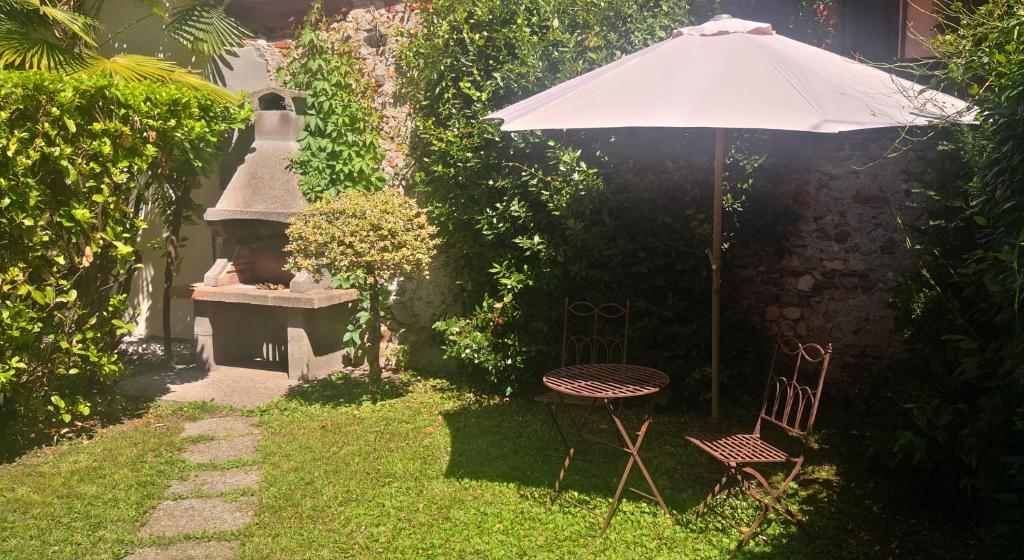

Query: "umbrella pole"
<box><xmin>711</xmin><ymin>128</ymin><xmax>725</xmax><ymax>420</ymax></box>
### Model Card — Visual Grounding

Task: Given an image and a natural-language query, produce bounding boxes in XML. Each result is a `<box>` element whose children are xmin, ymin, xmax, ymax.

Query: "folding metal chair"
<box><xmin>536</xmin><ymin>298</ymin><xmax>630</xmax><ymax>450</ymax></box>
<box><xmin>685</xmin><ymin>336</ymin><xmax>833</xmax><ymax>552</ymax></box>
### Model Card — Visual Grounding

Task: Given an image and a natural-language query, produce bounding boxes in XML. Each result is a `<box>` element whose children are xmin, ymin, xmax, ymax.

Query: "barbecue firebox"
<box><xmin>187</xmin><ymin>87</ymin><xmax>356</xmax><ymax>380</ymax></box>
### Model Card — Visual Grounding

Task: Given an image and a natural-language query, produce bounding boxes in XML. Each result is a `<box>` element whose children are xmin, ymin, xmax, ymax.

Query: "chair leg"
<box><xmin>733</xmin><ymin>461</ymin><xmax>804</xmax><ymax>551</ymax></box>
<box><xmin>740</xmin><ymin>463</ymin><xmax>803</xmax><ymax>521</ymax></box>
<box><xmin>694</xmin><ymin>469</ymin><xmax>733</xmax><ymax>521</ymax></box>
<box><xmin>734</xmin><ymin>502</ymin><xmax>772</xmax><ymax>553</ymax></box>
<box><xmin>737</xmin><ymin>476</ymin><xmax>799</xmax><ymax>524</ymax></box>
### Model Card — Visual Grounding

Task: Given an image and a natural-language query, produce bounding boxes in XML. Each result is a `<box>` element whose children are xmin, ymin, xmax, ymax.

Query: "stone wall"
<box><xmin>227</xmin><ymin>0</ymin><xmax>405</xmax><ymax>40</ymax></box>
<box><xmin>727</xmin><ymin>130</ymin><xmax>954</xmax><ymax>385</ymax></box>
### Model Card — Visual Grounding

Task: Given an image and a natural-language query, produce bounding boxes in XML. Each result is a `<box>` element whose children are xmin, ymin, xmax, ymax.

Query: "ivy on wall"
<box><xmin>282</xmin><ymin>5</ymin><xmax>388</xmax><ymax>201</ymax></box>
<box><xmin>280</xmin><ymin>4</ymin><xmax>398</xmax><ymax>365</ymax></box>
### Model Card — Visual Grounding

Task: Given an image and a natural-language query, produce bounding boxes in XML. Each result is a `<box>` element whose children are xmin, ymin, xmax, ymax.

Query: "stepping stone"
<box><xmin>184</xmin><ymin>434</ymin><xmax>261</xmax><ymax>463</ymax></box>
<box><xmin>124</xmin><ymin>541</ymin><xmax>240</xmax><ymax>560</ymax></box>
<box><xmin>167</xmin><ymin>467</ymin><xmax>261</xmax><ymax>496</ymax></box>
<box><xmin>180</xmin><ymin>416</ymin><xmax>257</xmax><ymax>438</ymax></box>
<box><xmin>139</xmin><ymin>497</ymin><xmax>255</xmax><ymax>537</ymax></box>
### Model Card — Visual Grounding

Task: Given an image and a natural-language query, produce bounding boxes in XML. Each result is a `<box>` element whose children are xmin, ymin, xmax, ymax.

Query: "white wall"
<box><xmin>129</xmin><ymin>177</ymin><xmax>222</xmax><ymax>339</ymax></box>
<box><xmin>95</xmin><ymin>3</ymin><xmax>272</xmax><ymax>339</ymax></box>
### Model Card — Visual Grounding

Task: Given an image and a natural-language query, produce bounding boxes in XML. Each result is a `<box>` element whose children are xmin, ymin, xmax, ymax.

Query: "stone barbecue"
<box><xmin>190</xmin><ymin>87</ymin><xmax>356</xmax><ymax>380</ymax></box>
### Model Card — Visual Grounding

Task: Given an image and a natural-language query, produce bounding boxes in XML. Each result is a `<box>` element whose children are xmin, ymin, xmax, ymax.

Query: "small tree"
<box><xmin>286</xmin><ymin>189</ymin><xmax>438</xmax><ymax>388</ymax></box>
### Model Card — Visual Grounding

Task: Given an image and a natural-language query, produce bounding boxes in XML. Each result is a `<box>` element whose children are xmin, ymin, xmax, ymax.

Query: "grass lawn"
<box><xmin>1</xmin><ymin>375</ymin><xmax>976</xmax><ymax>559</ymax></box>
<box><xmin>0</xmin><ymin>402</ymin><xmax>231</xmax><ymax>558</ymax></box>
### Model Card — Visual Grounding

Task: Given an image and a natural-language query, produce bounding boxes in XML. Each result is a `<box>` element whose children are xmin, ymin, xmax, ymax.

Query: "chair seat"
<box><xmin>685</xmin><ymin>433</ymin><xmax>790</xmax><ymax>464</ymax></box>
<box><xmin>535</xmin><ymin>390</ymin><xmax>596</xmax><ymax>406</ymax></box>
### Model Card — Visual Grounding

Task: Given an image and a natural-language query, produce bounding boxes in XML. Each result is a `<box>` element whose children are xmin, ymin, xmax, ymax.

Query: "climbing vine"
<box><xmin>282</xmin><ymin>4</ymin><xmax>388</xmax><ymax>200</ymax></box>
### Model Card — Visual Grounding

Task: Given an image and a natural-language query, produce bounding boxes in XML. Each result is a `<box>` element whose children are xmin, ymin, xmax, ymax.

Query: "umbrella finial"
<box><xmin>674</xmin><ymin>16</ymin><xmax>773</xmax><ymax>37</ymax></box>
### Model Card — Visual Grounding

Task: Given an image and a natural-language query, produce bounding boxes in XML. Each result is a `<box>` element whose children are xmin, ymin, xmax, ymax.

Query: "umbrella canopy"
<box><xmin>490</xmin><ymin>16</ymin><xmax>974</xmax><ymax>132</ymax></box>
<box><xmin>485</xmin><ymin>15</ymin><xmax>974</xmax><ymax>418</ymax></box>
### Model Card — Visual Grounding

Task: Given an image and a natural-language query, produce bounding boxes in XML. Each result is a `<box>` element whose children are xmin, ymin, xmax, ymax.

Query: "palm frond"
<box><xmin>35</xmin><ymin>2</ymin><xmax>98</xmax><ymax>46</ymax></box>
<box><xmin>0</xmin><ymin>0</ymin><xmax>97</xmax><ymax>45</ymax></box>
<box><xmin>0</xmin><ymin>0</ymin><xmax>48</xmax><ymax>27</ymax></box>
<box><xmin>166</xmin><ymin>2</ymin><xmax>250</xmax><ymax>56</ymax></box>
<box><xmin>0</xmin><ymin>1</ymin><xmax>243</xmax><ymax>102</ymax></box>
<box><xmin>0</xmin><ymin>29</ymin><xmax>84</xmax><ymax>71</ymax></box>
<box><xmin>76</xmin><ymin>53</ymin><xmax>240</xmax><ymax>102</ymax></box>
<box><xmin>76</xmin><ymin>52</ymin><xmax>181</xmax><ymax>81</ymax></box>
<box><xmin>0</xmin><ymin>0</ymin><xmax>95</xmax><ymax>70</ymax></box>
<box><xmin>132</xmin><ymin>0</ymin><xmax>169</xmax><ymax>19</ymax></box>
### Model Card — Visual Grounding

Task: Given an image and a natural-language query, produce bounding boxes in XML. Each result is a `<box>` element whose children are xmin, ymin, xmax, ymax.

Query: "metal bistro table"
<box><xmin>543</xmin><ymin>363</ymin><xmax>671</xmax><ymax>531</ymax></box>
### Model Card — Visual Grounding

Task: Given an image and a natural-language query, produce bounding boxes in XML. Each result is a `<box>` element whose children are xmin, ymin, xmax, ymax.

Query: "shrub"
<box><xmin>890</xmin><ymin>0</ymin><xmax>1024</xmax><ymax>553</ymax></box>
<box><xmin>399</xmin><ymin>0</ymin><xmax>697</xmax><ymax>394</ymax></box>
<box><xmin>286</xmin><ymin>190</ymin><xmax>438</xmax><ymax>387</ymax></box>
<box><xmin>0</xmin><ymin>71</ymin><xmax>246</xmax><ymax>425</ymax></box>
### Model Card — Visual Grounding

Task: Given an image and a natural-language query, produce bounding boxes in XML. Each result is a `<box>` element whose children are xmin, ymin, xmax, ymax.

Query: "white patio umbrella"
<box><xmin>486</xmin><ymin>15</ymin><xmax>974</xmax><ymax>418</ymax></box>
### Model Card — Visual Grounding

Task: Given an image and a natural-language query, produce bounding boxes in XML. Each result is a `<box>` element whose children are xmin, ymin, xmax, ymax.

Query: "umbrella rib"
<box><xmin>760</xmin><ymin>45</ymin><xmax>831</xmax><ymax>132</ymax></box>
<box><xmin>491</xmin><ymin>38</ymin><xmax>674</xmax><ymax>126</ymax></box>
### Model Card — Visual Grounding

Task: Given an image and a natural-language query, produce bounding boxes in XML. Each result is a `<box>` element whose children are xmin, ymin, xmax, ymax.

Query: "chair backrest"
<box><xmin>560</xmin><ymin>299</ymin><xmax>630</xmax><ymax>367</ymax></box>
<box><xmin>754</xmin><ymin>336</ymin><xmax>833</xmax><ymax>441</ymax></box>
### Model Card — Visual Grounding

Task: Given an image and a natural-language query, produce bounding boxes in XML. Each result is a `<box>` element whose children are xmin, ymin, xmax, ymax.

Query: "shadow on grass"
<box><xmin>442</xmin><ymin>397</ymin><xmax>712</xmax><ymax>515</ymax></box>
<box><xmin>441</xmin><ymin>396</ymin><xmax>980</xmax><ymax>559</ymax></box>
<box><xmin>0</xmin><ymin>387</ymin><xmax>153</xmax><ymax>464</ymax></box>
<box><xmin>736</xmin><ymin>426</ymin><xmax>983</xmax><ymax>560</ymax></box>
<box><xmin>1</xmin><ymin>339</ymin><xmax>205</xmax><ymax>463</ymax></box>
<box><xmin>265</xmin><ymin>372</ymin><xmax>410</xmax><ymax>411</ymax></box>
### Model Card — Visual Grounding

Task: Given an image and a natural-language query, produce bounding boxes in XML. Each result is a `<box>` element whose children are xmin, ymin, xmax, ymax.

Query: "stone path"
<box><xmin>183</xmin><ymin>434</ymin><xmax>261</xmax><ymax>463</ymax></box>
<box><xmin>124</xmin><ymin>541</ymin><xmax>240</xmax><ymax>560</ymax></box>
<box><xmin>117</xmin><ymin>365</ymin><xmax>296</xmax><ymax>409</ymax></box>
<box><xmin>128</xmin><ymin>416</ymin><xmax>262</xmax><ymax>559</ymax></box>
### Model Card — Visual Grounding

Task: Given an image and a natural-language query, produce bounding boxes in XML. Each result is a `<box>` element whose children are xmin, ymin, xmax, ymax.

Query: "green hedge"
<box><xmin>889</xmin><ymin>1</ymin><xmax>1024</xmax><ymax>553</ymax></box>
<box><xmin>0</xmin><ymin>71</ymin><xmax>245</xmax><ymax>424</ymax></box>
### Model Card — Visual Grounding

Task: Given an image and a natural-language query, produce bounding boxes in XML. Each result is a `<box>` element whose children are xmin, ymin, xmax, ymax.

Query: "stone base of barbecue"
<box><xmin>190</xmin><ymin>285</ymin><xmax>358</xmax><ymax>382</ymax></box>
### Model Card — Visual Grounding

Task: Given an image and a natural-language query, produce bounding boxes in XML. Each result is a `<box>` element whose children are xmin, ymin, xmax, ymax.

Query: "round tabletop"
<box><xmin>543</xmin><ymin>363</ymin><xmax>669</xmax><ymax>399</ymax></box>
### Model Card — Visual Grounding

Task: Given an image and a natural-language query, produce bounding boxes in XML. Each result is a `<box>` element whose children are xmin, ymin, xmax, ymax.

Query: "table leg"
<box><xmin>600</xmin><ymin>398</ymin><xmax>671</xmax><ymax>532</ymax></box>
<box><xmin>548</xmin><ymin>446</ymin><xmax>575</xmax><ymax>507</ymax></box>
<box><xmin>545</xmin><ymin>401</ymin><xmax>572</xmax><ymax>452</ymax></box>
<box><xmin>546</xmin><ymin>397</ymin><xmax>599</xmax><ymax>506</ymax></box>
